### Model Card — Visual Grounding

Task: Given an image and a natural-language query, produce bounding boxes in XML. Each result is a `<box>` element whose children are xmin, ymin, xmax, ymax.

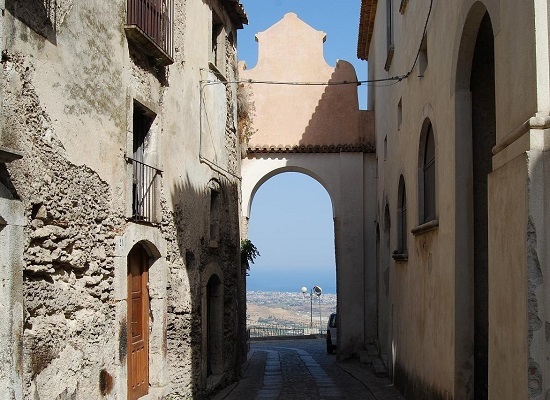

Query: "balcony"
<box><xmin>126</xmin><ymin>156</ymin><xmax>162</xmax><ymax>223</ymax></box>
<box><xmin>125</xmin><ymin>0</ymin><xmax>174</xmax><ymax>66</ymax></box>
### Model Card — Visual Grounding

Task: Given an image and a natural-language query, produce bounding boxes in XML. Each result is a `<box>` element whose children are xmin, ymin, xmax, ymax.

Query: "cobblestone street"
<box><xmin>212</xmin><ymin>338</ymin><xmax>404</xmax><ymax>400</ymax></box>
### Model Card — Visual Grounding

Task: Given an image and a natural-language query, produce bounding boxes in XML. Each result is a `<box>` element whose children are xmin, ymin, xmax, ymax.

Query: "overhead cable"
<box><xmin>200</xmin><ymin>0</ymin><xmax>433</xmax><ymax>88</ymax></box>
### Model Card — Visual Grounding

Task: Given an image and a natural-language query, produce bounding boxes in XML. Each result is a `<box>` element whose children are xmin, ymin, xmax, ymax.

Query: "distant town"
<box><xmin>247</xmin><ymin>291</ymin><xmax>337</xmax><ymax>334</ymax></box>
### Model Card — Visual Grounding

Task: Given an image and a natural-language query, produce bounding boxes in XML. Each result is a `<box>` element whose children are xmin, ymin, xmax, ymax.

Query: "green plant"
<box><xmin>236</xmin><ymin>83</ymin><xmax>257</xmax><ymax>144</ymax></box>
<box><xmin>241</xmin><ymin>238</ymin><xmax>260</xmax><ymax>271</ymax></box>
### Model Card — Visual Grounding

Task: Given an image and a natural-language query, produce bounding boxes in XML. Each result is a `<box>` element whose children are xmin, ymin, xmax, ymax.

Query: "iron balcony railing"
<box><xmin>126</xmin><ymin>156</ymin><xmax>162</xmax><ymax>223</ymax></box>
<box><xmin>126</xmin><ymin>0</ymin><xmax>174</xmax><ymax>63</ymax></box>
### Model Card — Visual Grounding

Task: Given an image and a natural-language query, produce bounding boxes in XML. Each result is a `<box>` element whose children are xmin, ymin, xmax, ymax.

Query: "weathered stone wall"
<box><xmin>2</xmin><ymin>49</ymin><xmax>125</xmax><ymax>398</ymax></box>
<box><xmin>1</xmin><ymin>0</ymin><xmax>246</xmax><ymax>398</ymax></box>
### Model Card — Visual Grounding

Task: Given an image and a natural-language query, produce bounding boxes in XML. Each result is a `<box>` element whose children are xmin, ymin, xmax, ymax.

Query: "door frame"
<box><xmin>127</xmin><ymin>244</ymin><xmax>150</xmax><ymax>400</ymax></box>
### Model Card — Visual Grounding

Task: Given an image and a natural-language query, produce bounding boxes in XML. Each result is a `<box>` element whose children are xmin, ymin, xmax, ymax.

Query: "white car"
<box><xmin>326</xmin><ymin>313</ymin><xmax>337</xmax><ymax>354</ymax></box>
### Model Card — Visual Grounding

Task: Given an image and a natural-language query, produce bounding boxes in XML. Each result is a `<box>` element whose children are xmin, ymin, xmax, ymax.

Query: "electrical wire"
<box><xmin>400</xmin><ymin>0</ymin><xmax>434</xmax><ymax>80</ymax></box>
<box><xmin>200</xmin><ymin>0</ymin><xmax>434</xmax><ymax>88</ymax></box>
<box><xmin>200</xmin><ymin>76</ymin><xmax>405</xmax><ymax>87</ymax></box>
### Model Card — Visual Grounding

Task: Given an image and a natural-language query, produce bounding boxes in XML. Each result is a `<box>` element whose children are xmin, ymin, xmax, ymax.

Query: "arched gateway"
<box><xmin>239</xmin><ymin>13</ymin><xmax>377</xmax><ymax>358</ymax></box>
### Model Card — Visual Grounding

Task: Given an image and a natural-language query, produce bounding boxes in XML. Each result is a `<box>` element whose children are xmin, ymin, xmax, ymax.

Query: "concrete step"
<box><xmin>372</xmin><ymin>357</ymin><xmax>388</xmax><ymax>377</ymax></box>
<box><xmin>380</xmin><ymin>353</ymin><xmax>389</xmax><ymax>369</ymax></box>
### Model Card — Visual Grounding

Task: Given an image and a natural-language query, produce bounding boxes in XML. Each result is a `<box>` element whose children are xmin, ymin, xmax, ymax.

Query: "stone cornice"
<box><xmin>223</xmin><ymin>0</ymin><xmax>248</xmax><ymax>29</ymax></box>
<box><xmin>247</xmin><ymin>143</ymin><xmax>376</xmax><ymax>154</ymax></box>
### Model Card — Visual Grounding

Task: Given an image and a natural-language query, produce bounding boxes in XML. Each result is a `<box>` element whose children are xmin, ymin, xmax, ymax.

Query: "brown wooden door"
<box><xmin>127</xmin><ymin>245</ymin><xmax>149</xmax><ymax>400</ymax></box>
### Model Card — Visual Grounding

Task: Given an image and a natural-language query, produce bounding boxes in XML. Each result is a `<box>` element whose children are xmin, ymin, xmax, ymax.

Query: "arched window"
<box><xmin>422</xmin><ymin>122</ymin><xmax>436</xmax><ymax>223</ymax></box>
<box><xmin>208</xmin><ymin>179</ymin><xmax>222</xmax><ymax>247</ymax></box>
<box><xmin>397</xmin><ymin>176</ymin><xmax>407</xmax><ymax>255</ymax></box>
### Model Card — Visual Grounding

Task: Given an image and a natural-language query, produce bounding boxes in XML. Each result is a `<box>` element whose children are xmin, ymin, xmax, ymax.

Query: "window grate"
<box><xmin>126</xmin><ymin>156</ymin><xmax>162</xmax><ymax>223</ymax></box>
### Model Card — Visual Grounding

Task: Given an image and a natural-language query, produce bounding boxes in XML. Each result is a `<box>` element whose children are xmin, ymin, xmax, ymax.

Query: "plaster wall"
<box><xmin>239</xmin><ymin>13</ymin><xmax>363</xmax><ymax>148</ymax></box>
<box><xmin>487</xmin><ymin>154</ymin><xmax>528</xmax><ymax>399</ymax></box>
<box><xmin>366</xmin><ymin>0</ymin><xmax>538</xmax><ymax>398</ymax></box>
<box><xmin>0</xmin><ymin>0</ymin><xmax>245</xmax><ymax>398</ymax></box>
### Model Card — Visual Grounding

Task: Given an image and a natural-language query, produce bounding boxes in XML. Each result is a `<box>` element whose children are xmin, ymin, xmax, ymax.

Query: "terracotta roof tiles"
<box><xmin>247</xmin><ymin>143</ymin><xmax>375</xmax><ymax>154</ymax></box>
<box><xmin>357</xmin><ymin>0</ymin><xmax>378</xmax><ymax>60</ymax></box>
<box><xmin>223</xmin><ymin>0</ymin><xmax>248</xmax><ymax>29</ymax></box>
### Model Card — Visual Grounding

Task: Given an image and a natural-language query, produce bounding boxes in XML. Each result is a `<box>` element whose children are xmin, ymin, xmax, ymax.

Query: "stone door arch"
<box><xmin>127</xmin><ymin>243</ymin><xmax>150</xmax><ymax>400</ymax></box>
<box><xmin>114</xmin><ymin>226</ymin><xmax>167</xmax><ymax>399</ymax></box>
<box><xmin>242</xmin><ymin>151</ymin><xmax>377</xmax><ymax>358</ymax></box>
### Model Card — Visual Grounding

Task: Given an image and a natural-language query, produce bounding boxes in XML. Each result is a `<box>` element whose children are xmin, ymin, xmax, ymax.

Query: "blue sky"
<box><xmin>238</xmin><ymin>1</ymin><xmax>366</xmax><ymax>295</ymax></box>
<box><xmin>247</xmin><ymin>173</ymin><xmax>336</xmax><ymax>293</ymax></box>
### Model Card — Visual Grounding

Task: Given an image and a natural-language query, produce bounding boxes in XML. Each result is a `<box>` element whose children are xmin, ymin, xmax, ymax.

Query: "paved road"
<box><xmin>212</xmin><ymin>338</ymin><xmax>404</xmax><ymax>400</ymax></box>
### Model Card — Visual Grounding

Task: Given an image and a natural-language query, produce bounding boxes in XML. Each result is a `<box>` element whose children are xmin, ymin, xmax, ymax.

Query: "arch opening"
<box><xmin>247</xmin><ymin>172</ymin><xmax>337</xmax><ymax>336</ymax></box>
<box><xmin>470</xmin><ymin>12</ymin><xmax>495</xmax><ymax>400</ymax></box>
<box><xmin>455</xmin><ymin>6</ymin><xmax>495</xmax><ymax>399</ymax></box>
<box><xmin>245</xmin><ymin>166</ymin><xmax>335</xmax><ymax>220</ymax></box>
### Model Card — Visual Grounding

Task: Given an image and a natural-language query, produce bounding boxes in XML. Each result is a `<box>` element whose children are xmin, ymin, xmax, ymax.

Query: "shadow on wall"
<box><xmin>5</xmin><ymin>0</ymin><xmax>57</xmax><ymax>44</ymax></box>
<box><xmin>299</xmin><ymin>60</ymin><xmax>362</xmax><ymax>147</ymax></box>
<box><xmin>0</xmin><ymin>164</ymin><xmax>20</xmax><ymax>200</ymax></box>
<box><xmin>168</xmin><ymin>174</ymin><xmax>244</xmax><ymax>396</ymax></box>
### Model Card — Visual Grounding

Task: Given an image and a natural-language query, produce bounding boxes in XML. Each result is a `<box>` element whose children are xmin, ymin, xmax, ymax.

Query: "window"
<box><xmin>418</xmin><ymin>34</ymin><xmax>428</xmax><ymax>77</ymax></box>
<box><xmin>397</xmin><ymin>98</ymin><xmax>402</xmax><ymax>130</ymax></box>
<box><xmin>384</xmin><ymin>0</ymin><xmax>394</xmax><ymax>70</ymax></box>
<box><xmin>125</xmin><ymin>0</ymin><xmax>174</xmax><ymax>66</ymax></box>
<box><xmin>397</xmin><ymin>176</ymin><xmax>407</xmax><ymax>255</ymax></box>
<box><xmin>422</xmin><ymin>122</ymin><xmax>436</xmax><ymax>223</ymax></box>
<box><xmin>384</xmin><ymin>136</ymin><xmax>388</xmax><ymax>161</ymax></box>
<box><xmin>211</xmin><ymin>11</ymin><xmax>225</xmax><ymax>71</ymax></box>
<box><xmin>209</xmin><ymin>180</ymin><xmax>222</xmax><ymax>247</ymax></box>
<box><xmin>128</xmin><ymin>102</ymin><xmax>161</xmax><ymax>223</ymax></box>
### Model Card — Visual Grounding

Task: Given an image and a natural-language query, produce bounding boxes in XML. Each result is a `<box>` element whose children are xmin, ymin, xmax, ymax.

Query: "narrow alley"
<box><xmin>213</xmin><ymin>338</ymin><xmax>404</xmax><ymax>400</ymax></box>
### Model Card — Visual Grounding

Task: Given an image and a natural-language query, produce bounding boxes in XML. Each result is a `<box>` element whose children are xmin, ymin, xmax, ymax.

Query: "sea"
<box><xmin>246</xmin><ymin>268</ymin><xmax>336</xmax><ymax>294</ymax></box>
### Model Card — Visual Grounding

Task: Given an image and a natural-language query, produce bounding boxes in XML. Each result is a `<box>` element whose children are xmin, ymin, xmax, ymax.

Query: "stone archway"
<box><xmin>127</xmin><ymin>243</ymin><xmax>150</xmax><ymax>400</ymax></box>
<box><xmin>113</xmin><ymin>226</ymin><xmax>168</xmax><ymax>398</ymax></box>
<box><xmin>242</xmin><ymin>151</ymin><xmax>377</xmax><ymax>358</ymax></box>
<box><xmin>239</xmin><ymin>12</ymin><xmax>377</xmax><ymax>359</ymax></box>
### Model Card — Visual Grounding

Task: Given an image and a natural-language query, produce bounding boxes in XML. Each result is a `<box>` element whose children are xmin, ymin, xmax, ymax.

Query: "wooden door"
<box><xmin>127</xmin><ymin>245</ymin><xmax>149</xmax><ymax>400</ymax></box>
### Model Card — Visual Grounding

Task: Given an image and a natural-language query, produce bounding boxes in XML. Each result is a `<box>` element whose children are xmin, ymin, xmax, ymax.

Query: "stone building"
<box><xmin>359</xmin><ymin>0</ymin><xmax>550</xmax><ymax>399</ymax></box>
<box><xmin>0</xmin><ymin>0</ymin><xmax>247</xmax><ymax>398</ymax></box>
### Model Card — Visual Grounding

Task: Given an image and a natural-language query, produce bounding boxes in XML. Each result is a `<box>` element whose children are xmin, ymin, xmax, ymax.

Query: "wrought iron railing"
<box><xmin>126</xmin><ymin>156</ymin><xmax>162</xmax><ymax>223</ymax></box>
<box><xmin>126</xmin><ymin>0</ymin><xmax>174</xmax><ymax>61</ymax></box>
<box><xmin>248</xmin><ymin>323</ymin><xmax>323</xmax><ymax>338</ymax></box>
